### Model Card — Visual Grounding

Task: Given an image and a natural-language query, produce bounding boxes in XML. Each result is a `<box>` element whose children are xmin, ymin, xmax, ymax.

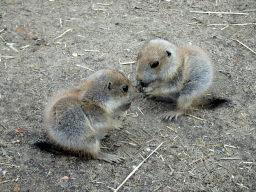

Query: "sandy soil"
<box><xmin>0</xmin><ymin>0</ymin><xmax>256</xmax><ymax>191</ymax></box>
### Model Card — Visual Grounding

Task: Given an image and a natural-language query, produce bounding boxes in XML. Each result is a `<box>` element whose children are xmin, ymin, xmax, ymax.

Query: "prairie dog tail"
<box><xmin>32</xmin><ymin>141</ymin><xmax>74</xmax><ymax>156</ymax></box>
<box><xmin>199</xmin><ymin>97</ymin><xmax>231</xmax><ymax>109</ymax></box>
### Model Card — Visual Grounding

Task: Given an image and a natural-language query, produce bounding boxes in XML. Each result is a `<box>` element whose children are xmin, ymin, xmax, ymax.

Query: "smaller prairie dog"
<box><xmin>44</xmin><ymin>70</ymin><xmax>134</xmax><ymax>163</ymax></box>
<box><xmin>136</xmin><ymin>39</ymin><xmax>213</xmax><ymax>120</ymax></box>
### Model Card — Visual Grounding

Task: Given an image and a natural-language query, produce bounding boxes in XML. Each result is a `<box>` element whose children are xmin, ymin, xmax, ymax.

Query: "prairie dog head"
<box><xmin>80</xmin><ymin>70</ymin><xmax>135</xmax><ymax>113</ymax></box>
<box><xmin>136</xmin><ymin>39</ymin><xmax>180</xmax><ymax>87</ymax></box>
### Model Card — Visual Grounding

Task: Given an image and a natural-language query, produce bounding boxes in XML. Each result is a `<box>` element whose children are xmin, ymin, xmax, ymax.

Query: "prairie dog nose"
<box><xmin>140</xmin><ymin>81</ymin><xmax>149</xmax><ymax>88</ymax></box>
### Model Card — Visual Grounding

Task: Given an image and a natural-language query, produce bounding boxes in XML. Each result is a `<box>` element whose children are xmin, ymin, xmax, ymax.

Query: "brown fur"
<box><xmin>44</xmin><ymin>70</ymin><xmax>135</xmax><ymax>163</ymax></box>
<box><xmin>136</xmin><ymin>39</ymin><xmax>213</xmax><ymax>120</ymax></box>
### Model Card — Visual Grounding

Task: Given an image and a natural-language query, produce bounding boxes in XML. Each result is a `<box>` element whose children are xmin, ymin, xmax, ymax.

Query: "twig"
<box><xmin>125</xmin><ymin>130</ymin><xmax>137</xmax><ymax>137</ymax></box>
<box><xmin>137</xmin><ymin>107</ymin><xmax>145</xmax><ymax>117</ymax></box>
<box><xmin>125</xmin><ymin>111</ymin><xmax>138</xmax><ymax>117</ymax></box>
<box><xmin>9</xmin><ymin>46</ymin><xmax>19</xmax><ymax>53</ymax></box>
<box><xmin>127</xmin><ymin>136</ymin><xmax>140</xmax><ymax>146</ymax></box>
<box><xmin>75</xmin><ymin>64</ymin><xmax>94</xmax><ymax>71</ymax></box>
<box><xmin>219</xmin><ymin>157</ymin><xmax>240</xmax><ymax>160</ymax></box>
<box><xmin>188</xmin><ymin>22</ymin><xmax>200</xmax><ymax>25</ymax></box>
<box><xmin>241</xmin><ymin>113</ymin><xmax>248</xmax><ymax>118</ymax></box>
<box><xmin>232</xmin><ymin>39</ymin><xmax>256</xmax><ymax>55</ymax></box>
<box><xmin>60</xmin><ymin>18</ymin><xmax>62</xmax><ymax>28</ymax></box>
<box><xmin>54</xmin><ymin>28</ymin><xmax>73</xmax><ymax>40</ymax></box>
<box><xmin>221</xmin><ymin>25</ymin><xmax>230</xmax><ymax>30</ymax></box>
<box><xmin>166</xmin><ymin>126</ymin><xmax>177</xmax><ymax>134</ymax></box>
<box><xmin>138</xmin><ymin>153</ymin><xmax>145</xmax><ymax>160</ymax></box>
<box><xmin>183</xmin><ymin>152</ymin><xmax>190</xmax><ymax>157</ymax></box>
<box><xmin>236</xmin><ymin>183</ymin><xmax>249</xmax><ymax>190</ymax></box>
<box><xmin>0</xmin><ymin>163</ymin><xmax>20</xmax><ymax>168</ymax></box>
<box><xmin>224</xmin><ymin>144</ymin><xmax>237</xmax><ymax>149</ymax></box>
<box><xmin>114</xmin><ymin>142</ymin><xmax>165</xmax><ymax>192</ymax></box>
<box><xmin>141</xmin><ymin>127</ymin><xmax>153</xmax><ymax>137</ymax></box>
<box><xmin>237</xmin><ymin>117</ymin><xmax>251</xmax><ymax>125</ymax></box>
<box><xmin>95</xmin><ymin>2</ymin><xmax>113</xmax><ymax>6</ymax></box>
<box><xmin>165</xmin><ymin>9</ymin><xmax>182</xmax><ymax>12</ymax></box>
<box><xmin>186</xmin><ymin>114</ymin><xmax>206</xmax><ymax>121</ymax></box>
<box><xmin>0</xmin><ymin>29</ymin><xmax>5</xmax><ymax>43</ymax></box>
<box><xmin>93</xmin><ymin>9</ymin><xmax>107</xmax><ymax>11</ymax></box>
<box><xmin>122</xmin><ymin>141</ymin><xmax>137</xmax><ymax>146</ymax></box>
<box><xmin>159</xmin><ymin>155</ymin><xmax>165</xmax><ymax>161</ymax></box>
<box><xmin>135</xmin><ymin>145</ymin><xmax>147</xmax><ymax>155</ymax></box>
<box><xmin>120</xmin><ymin>61</ymin><xmax>136</xmax><ymax>65</ymax></box>
<box><xmin>250</xmin><ymin>128</ymin><xmax>255</xmax><ymax>132</ymax></box>
<box><xmin>243</xmin><ymin>9</ymin><xmax>256</xmax><ymax>12</ymax></box>
<box><xmin>92</xmin><ymin>4</ymin><xmax>107</xmax><ymax>11</ymax></box>
<box><xmin>149</xmin><ymin>102</ymin><xmax>161</xmax><ymax>111</ymax></box>
<box><xmin>84</xmin><ymin>49</ymin><xmax>99</xmax><ymax>52</ymax></box>
<box><xmin>210</xmin><ymin>23</ymin><xmax>256</xmax><ymax>26</ymax></box>
<box><xmin>123</xmin><ymin>148</ymin><xmax>132</xmax><ymax>158</ymax></box>
<box><xmin>168</xmin><ymin>164</ymin><xmax>174</xmax><ymax>175</ymax></box>
<box><xmin>19</xmin><ymin>45</ymin><xmax>30</xmax><ymax>50</ymax></box>
<box><xmin>239</xmin><ymin>161</ymin><xmax>256</xmax><ymax>165</ymax></box>
<box><xmin>0</xmin><ymin>180</ymin><xmax>16</xmax><ymax>184</ymax></box>
<box><xmin>189</xmin><ymin>154</ymin><xmax>212</xmax><ymax>166</ymax></box>
<box><xmin>0</xmin><ymin>123</ymin><xmax>7</xmax><ymax>130</ymax></box>
<box><xmin>188</xmin><ymin>170</ymin><xmax>195</xmax><ymax>176</ymax></box>
<box><xmin>1</xmin><ymin>56</ymin><xmax>15</xmax><ymax>60</ymax></box>
<box><xmin>0</xmin><ymin>36</ymin><xmax>6</xmax><ymax>42</ymax></box>
<box><xmin>190</xmin><ymin>11</ymin><xmax>248</xmax><ymax>15</ymax></box>
<box><xmin>146</xmin><ymin>139</ymin><xmax>155</xmax><ymax>144</ymax></box>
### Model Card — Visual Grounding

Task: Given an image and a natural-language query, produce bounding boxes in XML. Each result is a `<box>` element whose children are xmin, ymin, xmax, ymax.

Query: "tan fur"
<box><xmin>136</xmin><ymin>39</ymin><xmax>213</xmax><ymax>120</ymax></box>
<box><xmin>44</xmin><ymin>70</ymin><xmax>135</xmax><ymax>162</ymax></box>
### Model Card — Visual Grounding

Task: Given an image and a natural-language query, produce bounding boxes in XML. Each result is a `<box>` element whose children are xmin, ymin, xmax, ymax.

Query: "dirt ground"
<box><xmin>0</xmin><ymin>0</ymin><xmax>256</xmax><ymax>191</ymax></box>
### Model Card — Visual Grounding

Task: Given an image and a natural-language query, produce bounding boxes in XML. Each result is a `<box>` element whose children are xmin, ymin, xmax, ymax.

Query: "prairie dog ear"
<box><xmin>166</xmin><ymin>51</ymin><xmax>172</xmax><ymax>57</ymax></box>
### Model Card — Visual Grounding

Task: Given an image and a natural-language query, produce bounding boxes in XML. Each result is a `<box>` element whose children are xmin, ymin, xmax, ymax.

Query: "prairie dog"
<box><xmin>136</xmin><ymin>39</ymin><xmax>214</xmax><ymax>120</ymax></box>
<box><xmin>43</xmin><ymin>70</ymin><xmax>134</xmax><ymax>163</ymax></box>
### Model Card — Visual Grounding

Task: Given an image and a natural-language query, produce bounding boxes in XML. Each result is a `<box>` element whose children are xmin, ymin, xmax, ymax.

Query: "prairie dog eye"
<box><xmin>107</xmin><ymin>82</ymin><xmax>112</xmax><ymax>90</ymax></box>
<box><xmin>151</xmin><ymin>61</ymin><xmax>159</xmax><ymax>68</ymax></box>
<box><xmin>122</xmin><ymin>85</ymin><xmax>128</xmax><ymax>92</ymax></box>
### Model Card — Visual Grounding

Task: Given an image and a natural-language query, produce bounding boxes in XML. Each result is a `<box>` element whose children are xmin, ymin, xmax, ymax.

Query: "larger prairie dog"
<box><xmin>44</xmin><ymin>70</ymin><xmax>134</xmax><ymax>163</ymax></box>
<box><xmin>136</xmin><ymin>39</ymin><xmax>214</xmax><ymax>120</ymax></box>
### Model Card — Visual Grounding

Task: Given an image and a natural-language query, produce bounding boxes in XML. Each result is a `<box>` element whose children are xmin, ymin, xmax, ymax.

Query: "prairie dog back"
<box><xmin>136</xmin><ymin>39</ymin><xmax>214</xmax><ymax>120</ymax></box>
<box><xmin>43</xmin><ymin>70</ymin><xmax>135</xmax><ymax>163</ymax></box>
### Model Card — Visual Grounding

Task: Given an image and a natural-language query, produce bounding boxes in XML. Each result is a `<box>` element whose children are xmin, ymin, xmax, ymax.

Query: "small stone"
<box><xmin>72</xmin><ymin>53</ymin><xmax>78</xmax><ymax>57</ymax></box>
<box><xmin>61</xmin><ymin>176</ymin><xmax>69</xmax><ymax>180</ymax></box>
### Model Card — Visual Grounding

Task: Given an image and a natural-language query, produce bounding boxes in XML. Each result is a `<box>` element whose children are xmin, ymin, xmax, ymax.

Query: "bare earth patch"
<box><xmin>0</xmin><ymin>0</ymin><xmax>255</xmax><ymax>191</ymax></box>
